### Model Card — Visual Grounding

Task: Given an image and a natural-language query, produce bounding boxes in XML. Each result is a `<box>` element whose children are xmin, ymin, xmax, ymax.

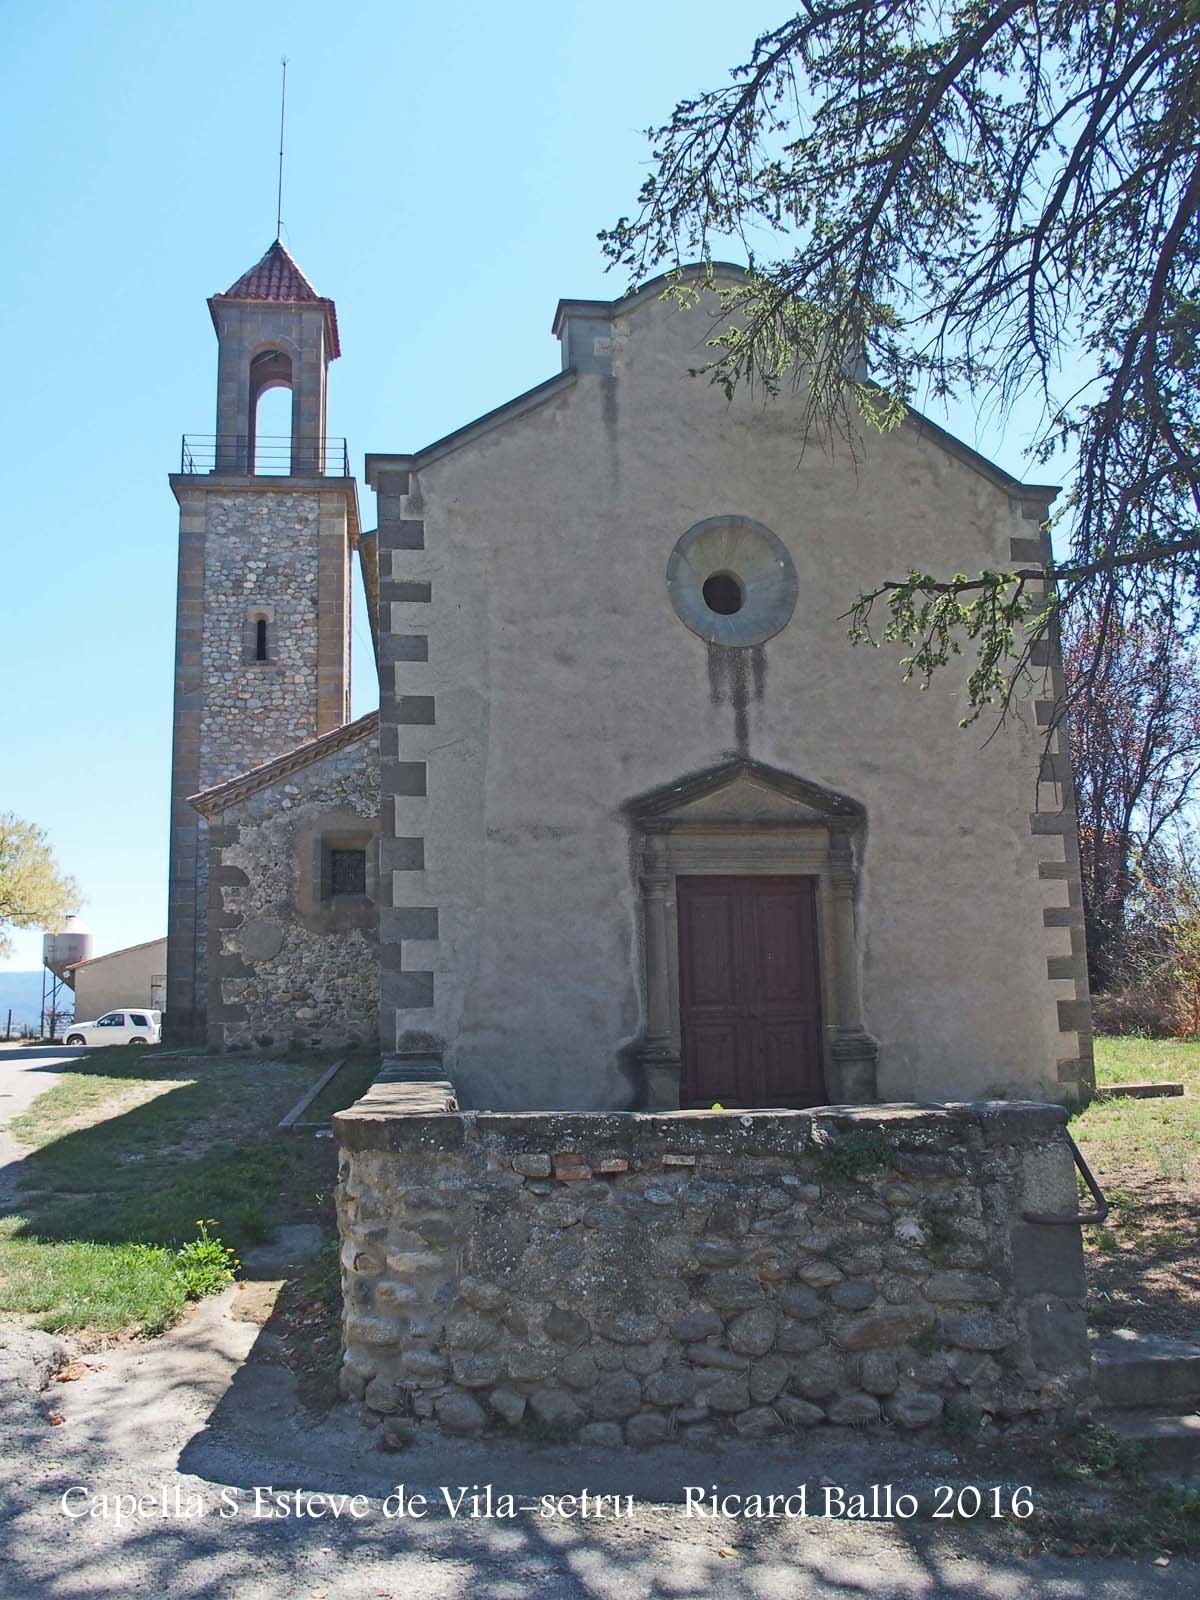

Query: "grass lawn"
<box><xmin>1080</xmin><ymin>1036</ymin><xmax>1200</xmax><ymax>1181</ymax></box>
<box><xmin>4</xmin><ymin>1033</ymin><xmax>1193</xmax><ymax>1346</ymax></box>
<box><xmin>1091</xmin><ymin>1035</ymin><xmax>1200</xmax><ymax>1086</ymax></box>
<box><xmin>1073</xmin><ymin>1036</ymin><xmax>1200</xmax><ymax>1337</ymax></box>
<box><xmin>0</xmin><ymin>1235</ymin><xmax>191</xmax><ymax>1335</ymax></box>
<box><xmin>300</xmin><ymin>1049</ymin><xmax>380</xmax><ymax>1124</ymax></box>
<box><xmin>0</xmin><ymin>1044</ymin><xmax>372</xmax><ymax>1337</ymax></box>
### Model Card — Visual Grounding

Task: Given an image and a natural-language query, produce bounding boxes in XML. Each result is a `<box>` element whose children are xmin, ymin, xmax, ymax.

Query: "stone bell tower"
<box><xmin>164</xmin><ymin>240</ymin><xmax>360</xmax><ymax>1041</ymax></box>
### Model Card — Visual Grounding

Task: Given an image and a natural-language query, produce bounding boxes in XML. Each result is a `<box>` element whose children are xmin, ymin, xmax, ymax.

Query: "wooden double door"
<box><xmin>676</xmin><ymin>874</ymin><xmax>825</xmax><ymax>1109</ymax></box>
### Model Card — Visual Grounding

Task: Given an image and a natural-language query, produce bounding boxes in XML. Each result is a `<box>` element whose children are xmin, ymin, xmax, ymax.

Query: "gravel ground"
<box><xmin>0</xmin><ymin>1293</ymin><xmax>1196</xmax><ymax>1600</ymax></box>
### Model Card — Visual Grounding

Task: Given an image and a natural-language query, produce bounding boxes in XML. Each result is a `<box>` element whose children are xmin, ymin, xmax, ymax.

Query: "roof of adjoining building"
<box><xmin>188</xmin><ymin>711</ymin><xmax>379</xmax><ymax>818</ymax></box>
<box><xmin>64</xmin><ymin>936</ymin><xmax>167</xmax><ymax>973</ymax></box>
<box><xmin>209</xmin><ymin>240</ymin><xmax>341</xmax><ymax>357</ymax></box>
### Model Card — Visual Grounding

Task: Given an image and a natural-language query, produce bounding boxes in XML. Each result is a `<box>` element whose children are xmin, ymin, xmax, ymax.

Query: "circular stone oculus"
<box><xmin>666</xmin><ymin>515</ymin><xmax>798</xmax><ymax>646</ymax></box>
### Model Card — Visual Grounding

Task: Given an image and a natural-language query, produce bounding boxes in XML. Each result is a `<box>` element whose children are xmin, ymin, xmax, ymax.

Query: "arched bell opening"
<box><xmin>248</xmin><ymin>348</ymin><xmax>294</xmax><ymax>474</ymax></box>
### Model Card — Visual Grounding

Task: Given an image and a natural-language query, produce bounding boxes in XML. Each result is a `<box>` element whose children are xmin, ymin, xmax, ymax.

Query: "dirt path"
<box><xmin>1</xmin><ymin>1045</ymin><xmax>1195</xmax><ymax>1593</ymax></box>
<box><xmin>1</xmin><ymin>1284</ymin><xmax>1196</xmax><ymax>1599</ymax></box>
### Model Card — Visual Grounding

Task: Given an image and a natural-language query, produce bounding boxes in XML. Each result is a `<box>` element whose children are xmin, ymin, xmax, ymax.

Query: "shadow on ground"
<box><xmin>0</xmin><ymin>1046</ymin><xmax>86</xmax><ymax>1063</ymax></box>
<box><xmin>4</xmin><ymin>1287</ymin><xmax>1190</xmax><ymax>1600</ymax></box>
<box><xmin>1083</xmin><ymin>1181</ymin><xmax>1200</xmax><ymax>1341</ymax></box>
<box><xmin>2</xmin><ymin>1049</ymin><xmax>1196</xmax><ymax>1593</ymax></box>
<box><xmin>1</xmin><ymin>1205</ymin><xmax>1195</xmax><ymax>1593</ymax></box>
<box><xmin>0</xmin><ymin>1055</ymin><xmax>336</xmax><ymax>1253</ymax></box>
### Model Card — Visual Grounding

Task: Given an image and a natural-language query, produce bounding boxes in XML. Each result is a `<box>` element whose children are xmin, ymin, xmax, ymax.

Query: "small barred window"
<box><xmin>329</xmin><ymin>847</ymin><xmax>367</xmax><ymax>896</ymax></box>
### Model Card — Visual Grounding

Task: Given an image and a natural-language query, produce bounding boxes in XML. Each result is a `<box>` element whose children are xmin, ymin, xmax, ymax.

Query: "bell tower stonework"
<box><xmin>165</xmin><ymin>241</ymin><xmax>360</xmax><ymax>1041</ymax></box>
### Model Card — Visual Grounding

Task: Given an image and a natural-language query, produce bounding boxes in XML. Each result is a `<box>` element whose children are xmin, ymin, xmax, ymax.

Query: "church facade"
<box><xmin>166</xmin><ymin>245</ymin><xmax>1094</xmax><ymax>1108</ymax></box>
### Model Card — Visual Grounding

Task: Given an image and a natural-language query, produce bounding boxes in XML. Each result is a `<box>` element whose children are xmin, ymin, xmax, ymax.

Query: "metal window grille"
<box><xmin>329</xmin><ymin>848</ymin><xmax>367</xmax><ymax>896</ymax></box>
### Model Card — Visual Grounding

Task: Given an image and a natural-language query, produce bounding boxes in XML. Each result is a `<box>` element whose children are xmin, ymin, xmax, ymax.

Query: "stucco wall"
<box><xmin>203</xmin><ymin>729</ymin><xmax>380</xmax><ymax>1049</ymax></box>
<box><xmin>335</xmin><ymin>1089</ymin><xmax>1091</xmax><ymax>1447</ymax></box>
<box><xmin>372</xmin><ymin>279</ymin><xmax>1091</xmax><ymax>1110</ymax></box>
<box><xmin>71</xmin><ymin>939</ymin><xmax>167</xmax><ymax>1023</ymax></box>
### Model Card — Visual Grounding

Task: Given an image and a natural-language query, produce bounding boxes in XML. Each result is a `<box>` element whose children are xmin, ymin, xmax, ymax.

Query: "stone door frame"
<box><xmin>628</xmin><ymin>761</ymin><xmax>879</xmax><ymax>1110</ymax></box>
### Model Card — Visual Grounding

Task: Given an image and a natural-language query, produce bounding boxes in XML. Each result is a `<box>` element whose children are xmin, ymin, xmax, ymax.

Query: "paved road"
<box><xmin>0</xmin><ymin>1044</ymin><xmax>81</xmax><ymax>1202</ymax></box>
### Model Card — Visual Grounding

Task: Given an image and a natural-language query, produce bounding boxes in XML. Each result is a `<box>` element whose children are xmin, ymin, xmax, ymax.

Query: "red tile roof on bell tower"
<box><xmin>222</xmin><ymin>239</ymin><xmax>320</xmax><ymax>301</ymax></box>
<box><xmin>209</xmin><ymin>240</ymin><xmax>341</xmax><ymax>357</ymax></box>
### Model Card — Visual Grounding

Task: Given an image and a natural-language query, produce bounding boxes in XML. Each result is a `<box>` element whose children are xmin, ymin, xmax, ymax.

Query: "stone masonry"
<box><xmin>166</xmin><ymin>477</ymin><xmax>356</xmax><ymax>1041</ymax></box>
<box><xmin>165</xmin><ymin>241</ymin><xmax>357</xmax><ymax>1043</ymax></box>
<box><xmin>334</xmin><ymin>1092</ymin><xmax>1091</xmax><ymax>1446</ymax></box>
<box><xmin>196</xmin><ymin>717</ymin><xmax>380</xmax><ymax>1049</ymax></box>
<box><xmin>200</xmin><ymin>492</ymin><xmax>322</xmax><ymax>777</ymax></box>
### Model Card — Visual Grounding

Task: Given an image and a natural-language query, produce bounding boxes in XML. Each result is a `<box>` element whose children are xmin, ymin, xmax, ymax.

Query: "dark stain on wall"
<box><xmin>602</xmin><ymin>376</ymin><xmax>619</xmax><ymax>492</ymax></box>
<box><xmin>707</xmin><ymin>643</ymin><xmax>766</xmax><ymax>753</ymax></box>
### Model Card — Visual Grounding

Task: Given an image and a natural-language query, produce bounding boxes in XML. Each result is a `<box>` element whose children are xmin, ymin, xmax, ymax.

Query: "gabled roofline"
<box><xmin>550</xmin><ymin>260</ymin><xmax>749</xmax><ymax>339</ymax></box>
<box><xmin>190</xmin><ymin>711</ymin><xmax>379</xmax><ymax>818</ymax></box>
<box><xmin>64</xmin><ymin>935</ymin><xmax>167</xmax><ymax>973</ymax></box>
<box><xmin>366</xmin><ymin>262</ymin><xmax>1059</xmax><ymax>507</ymax></box>
<box><xmin>900</xmin><ymin>404</ymin><xmax>1059</xmax><ymax>506</ymax></box>
<box><xmin>366</xmin><ymin>371</ymin><xmax>576</xmax><ymax>485</ymax></box>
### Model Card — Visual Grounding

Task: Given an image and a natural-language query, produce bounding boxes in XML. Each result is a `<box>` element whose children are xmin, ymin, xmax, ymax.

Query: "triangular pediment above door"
<box><xmin>672</xmin><ymin>774</ymin><xmax>833</xmax><ymax>825</ymax></box>
<box><xmin>626</xmin><ymin>759</ymin><xmax>864</xmax><ymax>829</ymax></box>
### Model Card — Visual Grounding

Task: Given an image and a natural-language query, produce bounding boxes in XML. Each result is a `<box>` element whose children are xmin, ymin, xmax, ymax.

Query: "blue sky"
<box><xmin>0</xmin><ymin>0</ymin><xmax>1068</xmax><ymax>972</ymax></box>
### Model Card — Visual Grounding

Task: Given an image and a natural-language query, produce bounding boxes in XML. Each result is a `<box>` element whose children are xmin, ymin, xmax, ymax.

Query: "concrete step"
<box><xmin>1097</xmin><ymin>1081</ymin><xmax>1184</xmax><ymax>1099</ymax></box>
<box><xmin>1093</xmin><ymin>1330</ymin><xmax>1200</xmax><ymax>1409</ymax></box>
<box><xmin>1107</xmin><ymin>1410</ymin><xmax>1200</xmax><ymax>1473</ymax></box>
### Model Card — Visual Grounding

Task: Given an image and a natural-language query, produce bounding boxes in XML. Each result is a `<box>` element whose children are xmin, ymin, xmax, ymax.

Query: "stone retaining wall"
<box><xmin>333</xmin><ymin>1090</ymin><xmax>1091</xmax><ymax>1447</ymax></box>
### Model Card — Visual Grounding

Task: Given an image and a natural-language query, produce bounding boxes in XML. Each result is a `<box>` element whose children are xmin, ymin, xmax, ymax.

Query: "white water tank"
<box><xmin>43</xmin><ymin>916</ymin><xmax>93</xmax><ymax>984</ymax></box>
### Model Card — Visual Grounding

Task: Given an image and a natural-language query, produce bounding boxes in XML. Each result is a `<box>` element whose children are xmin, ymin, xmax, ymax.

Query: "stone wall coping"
<box><xmin>333</xmin><ymin>1084</ymin><xmax>1068</xmax><ymax>1155</ymax></box>
<box><xmin>341</xmin><ymin>1079</ymin><xmax>460</xmax><ymax>1120</ymax></box>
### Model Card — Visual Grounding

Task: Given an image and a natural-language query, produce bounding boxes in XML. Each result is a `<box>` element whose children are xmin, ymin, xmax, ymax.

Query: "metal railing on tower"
<box><xmin>178</xmin><ymin>435</ymin><xmax>350</xmax><ymax>477</ymax></box>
